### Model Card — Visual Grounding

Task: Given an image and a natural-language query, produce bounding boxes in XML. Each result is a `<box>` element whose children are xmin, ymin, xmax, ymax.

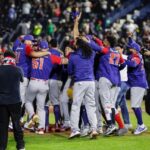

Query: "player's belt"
<box><xmin>31</xmin><ymin>77</ymin><xmax>48</xmax><ymax>82</ymax></box>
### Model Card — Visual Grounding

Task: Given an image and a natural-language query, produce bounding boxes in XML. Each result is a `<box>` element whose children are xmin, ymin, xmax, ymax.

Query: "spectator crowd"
<box><xmin>0</xmin><ymin>0</ymin><xmax>149</xmax><ymax>53</ymax></box>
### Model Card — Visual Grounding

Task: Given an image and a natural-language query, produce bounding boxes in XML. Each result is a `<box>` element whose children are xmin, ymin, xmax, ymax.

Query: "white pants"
<box><xmin>20</xmin><ymin>77</ymin><xmax>29</xmax><ymax>105</ymax></box>
<box><xmin>60</xmin><ymin>78</ymin><xmax>71</xmax><ymax>126</ymax></box>
<box><xmin>25</xmin><ymin>79</ymin><xmax>49</xmax><ymax>129</ymax></box>
<box><xmin>131</xmin><ymin>87</ymin><xmax>146</xmax><ymax>108</ymax></box>
<box><xmin>95</xmin><ymin>80</ymin><xmax>103</xmax><ymax>128</ymax></box>
<box><xmin>99</xmin><ymin>77</ymin><xmax>120</xmax><ymax>120</ymax></box>
<box><xmin>99</xmin><ymin>77</ymin><xmax>120</xmax><ymax>109</ymax></box>
<box><xmin>47</xmin><ymin>79</ymin><xmax>62</xmax><ymax>106</ymax></box>
<box><xmin>70</xmin><ymin>81</ymin><xmax>97</xmax><ymax>132</ymax></box>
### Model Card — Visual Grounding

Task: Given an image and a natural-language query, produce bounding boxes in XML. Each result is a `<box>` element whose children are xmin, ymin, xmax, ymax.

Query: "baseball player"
<box><xmin>66</xmin><ymin>75</ymin><xmax>91</xmax><ymax>137</ymax></box>
<box><xmin>60</xmin><ymin>46</ymin><xmax>73</xmax><ymax>130</ymax></box>
<box><xmin>91</xmin><ymin>35</ymin><xmax>128</xmax><ymax>136</ymax></box>
<box><xmin>68</xmin><ymin>14</ymin><xmax>98</xmax><ymax>139</ymax></box>
<box><xmin>13</xmin><ymin>35</ymin><xmax>50</xmax><ymax>125</ymax></box>
<box><xmin>46</xmin><ymin>39</ymin><xmax>63</xmax><ymax>132</ymax></box>
<box><xmin>25</xmin><ymin>40</ymin><xmax>68</xmax><ymax>134</ymax></box>
<box><xmin>126</xmin><ymin>36</ymin><xmax>148</xmax><ymax>135</ymax></box>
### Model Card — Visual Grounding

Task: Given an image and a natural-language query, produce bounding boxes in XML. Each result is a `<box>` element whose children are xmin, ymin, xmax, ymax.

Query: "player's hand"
<box><xmin>92</xmin><ymin>35</ymin><xmax>98</xmax><ymax>41</ymax></box>
<box><xmin>127</xmin><ymin>31</ymin><xmax>133</xmax><ymax>37</ymax></box>
<box><xmin>144</xmin><ymin>51</ymin><xmax>150</xmax><ymax>56</ymax></box>
<box><xmin>61</xmin><ymin>57</ymin><xmax>68</xmax><ymax>64</ymax></box>
<box><xmin>65</xmin><ymin>47</ymin><xmax>73</xmax><ymax>57</ymax></box>
<box><xmin>75</xmin><ymin>12</ymin><xmax>82</xmax><ymax>22</ymax></box>
<box><xmin>48</xmin><ymin>51</ymin><xmax>51</xmax><ymax>55</ymax></box>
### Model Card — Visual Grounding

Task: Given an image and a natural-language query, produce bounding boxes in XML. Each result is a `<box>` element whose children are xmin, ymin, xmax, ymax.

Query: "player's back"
<box><xmin>98</xmin><ymin>48</ymin><xmax>121</xmax><ymax>86</ymax></box>
<box><xmin>13</xmin><ymin>43</ymin><xmax>31</xmax><ymax>78</ymax></box>
<box><xmin>127</xmin><ymin>53</ymin><xmax>148</xmax><ymax>88</ymax></box>
<box><xmin>68</xmin><ymin>49</ymin><xmax>95</xmax><ymax>82</ymax></box>
<box><xmin>31</xmin><ymin>55</ymin><xmax>53</xmax><ymax>80</ymax></box>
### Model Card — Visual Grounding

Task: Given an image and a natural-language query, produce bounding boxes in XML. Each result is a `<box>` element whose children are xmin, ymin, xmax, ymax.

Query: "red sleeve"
<box><xmin>132</xmin><ymin>56</ymin><xmax>141</xmax><ymax>65</ymax></box>
<box><xmin>50</xmin><ymin>54</ymin><xmax>61</xmax><ymax>64</ymax></box>
<box><xmin>101</xmin><ymin>47</ymin><xmax>109</xmax><ymax>54</ymax></box>
<box><xmin>94</xmin><ymin>38</ymin><xmax>103</xmax><ymax>46</ymax></box>
<box><xmin>119</xmin><ymin>54</ymin><xmax>125</xmax><ymax>64</ymax></box>
<box><xmin>25</xmin><ymin>45</ymin><xmax>33</xmax><ymax>56</ymax></box>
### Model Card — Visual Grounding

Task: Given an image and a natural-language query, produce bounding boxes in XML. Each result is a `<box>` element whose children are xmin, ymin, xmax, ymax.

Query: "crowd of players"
<box><xmin>0</xmin><ymin>12</ymin><xmax>148</xmax><ymax>140</ymax></box>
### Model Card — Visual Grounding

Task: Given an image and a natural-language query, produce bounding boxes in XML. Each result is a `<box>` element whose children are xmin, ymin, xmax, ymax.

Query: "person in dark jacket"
<box><xmin>0</xmin><ymin>50</ymin><xmax>25</xmax><ymax>150</ymax></box>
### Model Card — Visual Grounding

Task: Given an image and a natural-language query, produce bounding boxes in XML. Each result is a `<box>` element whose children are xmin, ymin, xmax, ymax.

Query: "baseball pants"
<box><xmin>99</xmin><ymin>77</ymin><xmax>120</xmax><ymax>120</ymax></box>
<box><xmin>131</xmin><ymin>87</ymin><xmax>146</xmax><ymax>108</ymax></box>
<box><xmin>25</xmin><ymin>79</ymin><xmax>49</xmax><ymax>129</ymax></box>
<box><xmin>47</xmin><ymin>79</ymin><xmax>62</xmax><ymax>106</ymax></box>
<box><xmin>59</xmin><ymin>78</ymin><xmax>71</xmax><ymax>126</ymax></box>
<box><xmin>70</xmin><ymin>81</ymin><xmax>97</xmax><ymax>132</ymax></box>
<box><xmin>20</xmin><ymin>77</ymin><xmax>29</xmax><ymax>105</ymax></box>
<box><xmin>95</xmin><ymin>80</ymin><xmax>103</xmax><ymax>128</ymax></box>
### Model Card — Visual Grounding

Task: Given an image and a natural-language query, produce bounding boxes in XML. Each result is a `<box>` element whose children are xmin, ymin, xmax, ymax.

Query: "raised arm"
<box><xmin>127</xmin><ymin>32</ymin><xmax>135</xmax><ymax>45</ymax></box>
<box><xmin>73</xmin><ymin>13</ymin><xmax>81</xmax><ymax>40</ymax></box>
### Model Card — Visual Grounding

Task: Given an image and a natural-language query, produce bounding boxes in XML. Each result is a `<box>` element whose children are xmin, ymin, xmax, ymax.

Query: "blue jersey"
<box><xmin>97</xmin><ymin>48</ymin><xmax>124</xmax><ymax>86</ymax></box>
<box><xmin>13</xmin><ymin>43</ymin><xmax>31</xmax><ymax>78</ymax></box>
<box><xmin>68</xmin><ymin>49</ymin><xmax>95</xmax><ymax>82</ymax></box>
<box><xmin>49</xmin><ymin>48</ymin><xmax>63</xmax><ymax>80</ymax></box>
<box><xmin>127</xmin><ymin>53</ymin><xmax>148</xmax><ymax>88</ymax></box>
<box><xmin>87</xmin><ymin>37</ymin><xmax>125</xmax><ymax>86</ymax></box>
<box><xmin>13</xmin><ymin>39</ymin><xmax>22</xmax><ymax>51</ymax></box>
<box><xmin>31</xmin><ymin>54</ymin><xmax>61</xmax><ymax>80</ymax></box>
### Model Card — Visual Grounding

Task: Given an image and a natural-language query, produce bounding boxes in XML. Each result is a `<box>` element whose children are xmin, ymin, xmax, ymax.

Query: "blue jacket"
<box><xmin>97</xmin><ymin>48</ymin><xmax>124</xmax><ymax>86</ymax></box>
<box><xmin>126</xmin><ymin>53</ymin><xmax>148</xmax><ymax>88</ymax></box>
<box><xmin>68</xmin><ymin>49</ymin><xmax>95</xmax><ymax>82</ymax></box>
<box><xmin>13</xmin><ymin>43</ymin><xmax>31</xmax><ymax>78</ymax></box>
<box><xmin>87</xmin><ymin>40</ymin><xmax>124</xmax><ymax>86</ymax></box>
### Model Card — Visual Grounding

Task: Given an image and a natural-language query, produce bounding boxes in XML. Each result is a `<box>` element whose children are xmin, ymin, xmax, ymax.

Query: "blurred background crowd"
<box><xmin>0</xmin><ymin>0</ymin><xmax>149</xmax><ymax>53</ymax></box>
<box><xmin>0</xmin><ymin>0</ymin><xmax>149</xmax><ymax>100</ymax></box>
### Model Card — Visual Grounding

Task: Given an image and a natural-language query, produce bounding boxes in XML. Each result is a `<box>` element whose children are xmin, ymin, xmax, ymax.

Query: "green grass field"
<box><xmin>7</xmin><ymin>102</ymin><xmax>150</xmax><ymax>150</ymax></box>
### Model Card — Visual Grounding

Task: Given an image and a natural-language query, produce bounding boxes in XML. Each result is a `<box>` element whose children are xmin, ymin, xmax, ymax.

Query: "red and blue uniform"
<box><xmin>126</xmin><ymin>53</ymin><xmax>148</xmax><ymax>88</ymax></box>
<box><xmin>13</xmin><ymin>43</ymin><xmax>32</xmax><ymax>78</ymax></box>
<box><xmin>68</xmin><ymin>49</ymin><xmax>95</xmax><ymax>82</ymax></box>
<box><xmin>31</xmin><ymin>54</ymin><xmax>61</xmax><ymax>80</ymax></box>
<box><xmin>97</xmin><ymin>48</ymin><xmax>124</xmax><ymax>86</ymax></box>
<box><xmin>126</xmin><ymin>37</ymin><xmax>148</xmax><ymax>88</ymax></box>
<box><xmin>88</xmin><ymin>38</ymin><xmax>125</xmax><ymax>86</ymax></box>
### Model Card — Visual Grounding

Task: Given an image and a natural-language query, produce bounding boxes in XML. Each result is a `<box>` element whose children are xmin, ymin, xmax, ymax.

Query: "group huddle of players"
<box><xmin>10</xmin><ymin>14</ymin><xmax>148</xmax><ymax>139</ymax></box>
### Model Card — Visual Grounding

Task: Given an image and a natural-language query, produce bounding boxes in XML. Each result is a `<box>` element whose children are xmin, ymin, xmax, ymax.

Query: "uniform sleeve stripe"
<box><xmin>50</xmin><ymin>54</ymin><xmax>61</xmax><ymax>64</ymax></box>
<box><xmin>25</xmin><ymin>45</ymin><xmax>32</xmax><ymax>56</ymax></box>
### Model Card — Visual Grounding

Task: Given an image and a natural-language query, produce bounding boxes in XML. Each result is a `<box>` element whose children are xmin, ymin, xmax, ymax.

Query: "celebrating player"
<box><xmin>126</xmin><ymin>35</ymin><xmax>148</xmax><ymax>135</ymax></box>
<box><xmin>25</xmin><ymin>40</ymin><xmax>68</xmax><ymax>134</ymax></box>
<box><xmin>90</xmin><ymin>35</ymin><xmax>128</xmax><ymax>136</ymax></box>
<box><xmin>13</xmin><ymin>35</ymin><xmax>51</xmax><ymax>125</ymax></box>
<box><xmin>47</xmin><ymin>39</ymin><xmax>64</xmax><ymax>132</ymax></box>
<box><xmin>68</xmin><ymin>13</ymin><xmax>98</xmax><ymax>139</ymax></box>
